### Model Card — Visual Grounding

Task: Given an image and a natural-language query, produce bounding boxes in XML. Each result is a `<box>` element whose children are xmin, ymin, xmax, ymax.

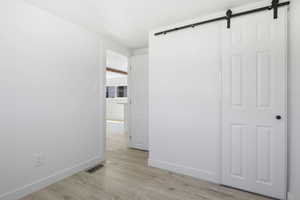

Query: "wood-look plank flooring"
<box><xmin>22</xmin><ymin>128</ymin><xmax>273</xmax><ymax>200</ymax></box>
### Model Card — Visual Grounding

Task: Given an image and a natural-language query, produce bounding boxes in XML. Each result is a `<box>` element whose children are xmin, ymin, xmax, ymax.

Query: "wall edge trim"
<box><xmin>0</xmin><ymin>156</ymin><xmax>104</xmax><ymax>200</ymax></box>
<box><xmin>148</xmin><ymin>159</ymin><xmax>219</xmax><ymax>184</ymax></box>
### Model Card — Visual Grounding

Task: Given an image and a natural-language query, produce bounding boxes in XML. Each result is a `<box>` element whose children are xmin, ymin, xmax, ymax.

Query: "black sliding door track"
<box><xmin>154</xmin><ymin>1</ymin><xmax>290</xmax><ymax>36</ymax></box>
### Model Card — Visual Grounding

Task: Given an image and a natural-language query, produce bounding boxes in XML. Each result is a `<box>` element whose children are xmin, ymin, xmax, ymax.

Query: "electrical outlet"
<box><xmin>34</xmin><ymin>153</ymin><xmax>44</xmax><ymax>168</ymax></box>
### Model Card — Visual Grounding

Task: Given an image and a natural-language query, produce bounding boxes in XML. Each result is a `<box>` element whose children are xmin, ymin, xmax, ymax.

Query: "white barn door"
<box><xmin>221</xmin><ymin>8</ymin><xmax>287</xmax><ymax>199</ymax></box>
<box><xmin>128</xmin><ymin>54</ymin><xmax>149</xmax><ymax>151</ymax></box>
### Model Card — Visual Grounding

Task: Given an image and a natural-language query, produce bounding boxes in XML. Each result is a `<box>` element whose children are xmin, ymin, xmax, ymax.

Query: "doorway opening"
<box><xmin>105</xmin><ymin>50</ymin><xmax>129</xmax><ymax>152</ymax></box>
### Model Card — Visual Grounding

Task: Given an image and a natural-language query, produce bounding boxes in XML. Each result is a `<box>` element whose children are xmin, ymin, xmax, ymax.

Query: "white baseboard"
<box><xmin>128</xmin><ymin>143</ymin><xmax>148</xmax><ymax>151</ymax></box>
<box><xmin>148</xmin><ymin>159</ymin><xmax>219</xmax><ymax>184</ymax></box>
<box><xmin>0</xmin><ymin>157</ymin><xmax>104</xmax><ymax>200</ymax></box>
<box><xmin>287</xmin><ymin>192</ymin><xmax>295</xmax><ymax>200</ymax></box>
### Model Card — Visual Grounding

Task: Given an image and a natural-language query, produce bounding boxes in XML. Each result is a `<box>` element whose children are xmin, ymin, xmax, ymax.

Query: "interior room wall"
<box><xmin>288</xmin><ymin>1</ymin><xmax>300</xmax><ymax>200</ymax></box>
<box><xmin>128</xmin><ymin>51</ymin><xmax>149</xmax><ymax>150</ymax></box>
<box><xmin>106</xmin><ymin>76</ymin><xmax>128</xmax><ymax>86</ymax></box>
<box><xmin>149</xmin><ymin>2</ymin><xmax>299</xmax><ymax>198</ymax></box>
<box><xmin>0</xmin><ymin>1</ymin><xmax>129</xmax><ymax>200</ymax></box>
<box><xmin>132</xmin><ymin>48</ymin><xmax>149</xmax><ymax>56</ymax></box>
<box><xmin>149</xmin><ymin>20</ymin><xmax>221</xmax><ymax>183</ymax></box>
<box><xmin>106</xmin><ymin>50</ymin><xmax>129</xmax><ymax>72</ymax></box>
<box><xmin>106</xmin><ymin>101</ymin><xmax>125</xmax><ymax>121</ymax></box>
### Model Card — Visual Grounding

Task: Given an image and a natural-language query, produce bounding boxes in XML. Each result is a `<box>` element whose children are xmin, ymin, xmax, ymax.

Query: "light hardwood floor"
<box><xmin>22</xmin><ymin>127</ymin><xmax>273</xmax><ymax>200</ymax></box>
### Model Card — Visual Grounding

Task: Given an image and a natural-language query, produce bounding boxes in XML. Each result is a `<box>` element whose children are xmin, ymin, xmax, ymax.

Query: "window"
<box><xmin>117</xmin><ymin>86</ymin><xmax>127</xmax><ymax>98</ymax></box>
<box><xmin>106</xmin><ymin>86</ymin><xmax>116</xmax><ymax>98</ymax></box>
<box><xmin>106</xmin><ymin>86</ymin><xmax>127</xmax><ymax>98</ymax></box>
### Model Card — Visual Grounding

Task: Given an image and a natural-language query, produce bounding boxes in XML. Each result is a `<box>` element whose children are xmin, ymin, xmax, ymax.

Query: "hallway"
<box><xmin>22</xmin><ymin>128</ymin><xmax>273</xmax><ymax>200</ymax></box>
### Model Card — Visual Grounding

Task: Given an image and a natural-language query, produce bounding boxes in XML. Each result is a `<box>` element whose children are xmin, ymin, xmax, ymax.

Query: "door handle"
<box><xmin>276</xmin><ymin>115</ymin><xmax>282</xmax><ymax>120</ymax></box>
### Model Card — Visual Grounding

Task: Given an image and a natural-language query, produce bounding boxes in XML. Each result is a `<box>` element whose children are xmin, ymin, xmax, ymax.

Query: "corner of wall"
<box><xmin>148</xmin><ymin>159</ymin><xmax>219</xmax><ymax>184</ymax></box>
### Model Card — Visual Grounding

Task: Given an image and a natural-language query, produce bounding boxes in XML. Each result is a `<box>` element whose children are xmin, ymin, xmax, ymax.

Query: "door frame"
<box><xmin>102</xmin><ymin>49</ymin><xmax>130</xmax><ymax>159</ymax></box>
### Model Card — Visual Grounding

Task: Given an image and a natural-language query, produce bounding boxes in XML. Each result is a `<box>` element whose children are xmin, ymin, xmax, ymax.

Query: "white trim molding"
<box><xmin>148</xmin><ymin>159</ymin><xmax>219</xmax><ymax>184</ymax></box>
<box><xmin>288</xmin><ymin>192</ymin><xmax>295</xmax><ymax>200</ymax></box>
<box><xmin>0</xmin><ymin>157</ymin><xmax>104</xmax><ymax>200</ymax></box>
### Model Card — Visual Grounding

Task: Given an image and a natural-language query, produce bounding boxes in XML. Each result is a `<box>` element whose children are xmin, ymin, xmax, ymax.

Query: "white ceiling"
<box><xmin>24</xmin><ymin>0</ymin><xmax>261</xmax><ymax>49</ymax></box>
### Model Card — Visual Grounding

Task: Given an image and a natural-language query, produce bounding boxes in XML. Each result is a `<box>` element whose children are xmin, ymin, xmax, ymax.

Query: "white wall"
<box><xmin>106</xmin><ymin>76</ymin><xmax>128</xmax><ymax>86</ymax></box>
<box><xmin>106</xmin><ymin>50</ymin><xmax>128</xmax><ymax>72</ymax></box>
<box><xmin>106</xmin><ymin>71</ymin><xmax>126</xmax><ymax>80</ymax></box>
<box><xmin>0</xmin><ymin>1</ymin><xmax>129</xmax><ymax>199</ymax></box>
<box><xmin>129</xmin><ymin>52</ymin><xmax>149</xmax><ymax>150</ymax></box>
<box><xmin>132</xmin><ymin>48</ymin><xmax>148</xmax><ymax>56</ymax></box>
<box><xmin>106</xmin><ymin>100</ymin><xmax>125</xmax><ymax>121</ymax></box>
<box><xmin>149</xmin><ymin>19</ymin><xmax>221</xmax><ymax>182</ymax></box>
<box><xmin>288</xmin><ymin>1</ymin><xmax>300</xmax><ymax>200</ymax></box>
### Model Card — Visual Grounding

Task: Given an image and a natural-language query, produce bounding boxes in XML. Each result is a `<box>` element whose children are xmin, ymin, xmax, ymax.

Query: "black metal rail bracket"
<box><xmin>270</xmin><ymin>0</ymin><xmax>279</xmax><ymax>19</ymax></box>
<box><xmin>154</xmin><ymin>0</ymin><xmax>290</xmax><ymax>35</ymax></box>
<box><xmin>226</xmin><ymin>9</ymin><xmax>233</xmax><ymax>29</ymax></box>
